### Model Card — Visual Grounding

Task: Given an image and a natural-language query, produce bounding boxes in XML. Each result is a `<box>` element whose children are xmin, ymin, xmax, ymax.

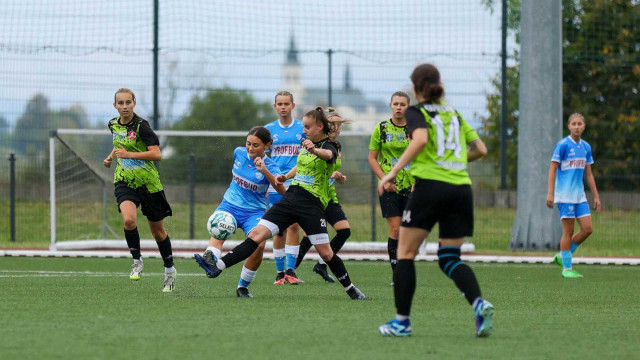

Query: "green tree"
<box><xmin>480</xmin><ymin>0</ymin><xmax>640</xmax><ymax>190</ymax></box>
<box><xmin>164</xmin><ymin>88</ymin><xmax>273</xmax><ymax>184</ymax></box>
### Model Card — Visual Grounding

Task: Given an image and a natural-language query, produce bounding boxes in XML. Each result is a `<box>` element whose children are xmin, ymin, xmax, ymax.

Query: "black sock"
<box><xmin>330</xmin><ymin>228</ymin><xmax>351</xmax><ymax>254</ymax></box>
<box><xmin>394</xmin><ymin>259</ymin><xmax>416</xmax><ymax>316</ymax></box>
<box><xmin>326</xmin><ymin>254</ymin><xmax>352</xmax><ymax>288</ymax></box>
<box><xmin>387</xmin><ymin>237</ymin><xmax>398</xmax><ymax>274</ymax></box>
<box><xmin>156</xmin><ymin>235</ymin><xmax>174</xmax><ymax>268</ymax></box>
<box><xmin>124</xmin><ymin>228</ymin><xmax>141</xmax><ymax>260</ymax></box>
<box><xmin>221</xmin><ymin>238</ymin><xmax>259</xmax><ymax>269</ymax></box>
<box><xmin>437</xmin><ymin>246</ymin><xmax>481</xmax><ymax>305</ymax></box>
<box><xmin>296</xmin><ymin>236</ymin><xmax>313</xmax><ymax>268</ymax></box>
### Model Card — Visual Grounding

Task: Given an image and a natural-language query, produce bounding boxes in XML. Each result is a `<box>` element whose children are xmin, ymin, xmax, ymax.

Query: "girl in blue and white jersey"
<box><xmin>195</xmin><ymin>126</ymin><xmax>285</xmax><ymax>298</ymax></box>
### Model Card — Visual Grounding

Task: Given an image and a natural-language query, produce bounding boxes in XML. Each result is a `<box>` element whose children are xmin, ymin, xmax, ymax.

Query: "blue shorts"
<box><xmin>267</xmin><ymin>192</ymin><xmax>283</xmax><ymax>209</ymax></box>
<box><xmin>215</xmin><ymin>200</ymin><xmax>265</xmax><ymax>236</ymax></box>
<box><xmin>557</xmin><ymin>202</ymin><xmax>591</xmax><ymax>220</ymax></box>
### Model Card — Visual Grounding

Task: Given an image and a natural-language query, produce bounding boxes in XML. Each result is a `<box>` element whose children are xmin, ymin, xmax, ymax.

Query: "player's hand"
<box><xmin>114</xmin><ymin>145</ymin><xmax>129</xmax><ymax>159</ymax></box>
<box><xmin>594</xmin><ymin>197</ymin><xmax>602</xmax><ymax>213</ymax></box>
<box><xmin>254</xmin><ymin>157</ymin><xmax>265</xmax><ymax>172</ymax></box>
<box><xmin>546</xmin><ymin>193</ymin><xmax>554</xmax><ymax>208</ymax></box>
<box><xmin>301</xmin><ymin>139</ymin><xmax>315</xmax><ymax>152</ymax></box>
<box><xmin>331</xmin><ymin>171</ymin><xmax>347</xmax><ymax>184</ymax></box>
<box><xmin>275</xmin><ymin>174</ymin><xmax>287</xmax><ymax>186</ymax></box>
<box><xmin>383</xmin><ymin>182</ymin><xmax>397</xmax><ymax>193</ymax></box>
<box><xmin>103</xmin><ymin>157</ymin><xmax>113</xmax><ymax>168</ymax></box>
<box><xmin>378</xmin><ymin>173</ymin><xmax>395</xmax><ymax>195</ymax></box>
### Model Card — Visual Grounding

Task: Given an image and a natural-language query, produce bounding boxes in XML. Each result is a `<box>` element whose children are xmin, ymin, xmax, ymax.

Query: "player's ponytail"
<box><xmin>410</xmin><ymin>64</ymin><xmax>444</xmax><ymax>103</ymax></box>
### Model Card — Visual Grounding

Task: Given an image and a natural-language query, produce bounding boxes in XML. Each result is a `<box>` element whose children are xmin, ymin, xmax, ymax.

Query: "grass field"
<box><xmin>1</xmin><ymin>257</ymin><xmax>639</xmax><ymax>360</ymax></box>
<box><xmin>1</xmin><ymin>200</ymin><xmax>639</xmax><ymax>256</ymax></box>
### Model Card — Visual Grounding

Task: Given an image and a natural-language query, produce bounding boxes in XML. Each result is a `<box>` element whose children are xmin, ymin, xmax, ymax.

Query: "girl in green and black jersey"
<box><xmin>377</xmin><ymin>64</ymin><xmax>494</xmax><ymax>338</ymax></box>
<box><xmin>103</xmin><ymin>88</ymin><xmax>176</xmax><ymax>293</ymax></box>
<box><xmin>368</xmin><ymin>91</ymin><xmax>414</xmax><ymax>283</ymax></box>
<box><xmin>195</xmin><ymin>108</ymin><xmax>366</xmax><ymax>300</ymax></box>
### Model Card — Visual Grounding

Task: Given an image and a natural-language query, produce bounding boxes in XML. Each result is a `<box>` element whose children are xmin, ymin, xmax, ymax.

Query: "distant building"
<box><xmin>280</xmin><ymin>34</ymin><xmax>389</xmax><ymax>132</ymax></box>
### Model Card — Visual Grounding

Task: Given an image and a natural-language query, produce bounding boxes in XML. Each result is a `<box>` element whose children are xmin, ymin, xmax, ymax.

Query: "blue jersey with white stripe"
<box><xmin>551</xmin><ymin>136</ymin><xmax>594</xmax><ymax>203</ymax></box>
<box><xmin>222</xmin><ymin>147</ymin><xmax>281</xmax><ymax>210</ymax></box>
<box><xmin>264</xmin><ymin>118</ymin><xmax>305</xmax><ymax>193</ymax></box>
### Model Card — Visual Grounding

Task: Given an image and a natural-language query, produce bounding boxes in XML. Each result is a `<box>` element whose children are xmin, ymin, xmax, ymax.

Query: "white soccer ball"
<box><xmin>206</xmin><ymin>210</ymin><xmax>237</xmax><ymax>240</ymax></box>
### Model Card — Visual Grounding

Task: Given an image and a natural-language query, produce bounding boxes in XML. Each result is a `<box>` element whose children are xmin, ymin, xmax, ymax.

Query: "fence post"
<box><xmin>189</xmin><ymin>154</ymin><xmax>196</xmax><ymax>239</ymax></box>
<box><xmin>9</xmin><ymin>153</ymin><xmax>15</xmax><ymax>242</ymax></box>
<box><xmin>370</xmin><ymin>168</ymin><xmax>377</xmax><ymax>241</ymax></box>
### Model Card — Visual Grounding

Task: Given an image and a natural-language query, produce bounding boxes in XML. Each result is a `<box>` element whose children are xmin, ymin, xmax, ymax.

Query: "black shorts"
<box><xmin>379</xmin><ymin>191</ymin><xmax>410</xmax><ymax>218</ymax></box>
<box><xmin>401</xmin><ymin>179</ymin><xmax>473</xmax><ymax>238</ymax></box>
<box><xmin>325</xmin><ymin>201</ymin><xmax>347</xmax><ymax>226</ymax></box>
<box><xmin>114</xmin><ymin>184</ymin><xmax>172</xmax><ymax>222</ymax></box>
<box><xmin>260</xmin><ymin>186</ymin><xmax>329</xmax><ymax>244</ymax></box>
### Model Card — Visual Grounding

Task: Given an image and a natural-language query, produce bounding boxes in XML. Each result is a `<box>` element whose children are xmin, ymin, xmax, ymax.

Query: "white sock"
<box><xmin>134</xmin><ymin>258</ymin><xmax>143</xmax><ymax>264</ymax></box>
<box><xmin>206</xmin><ymin>246</ymin><xmax>222</xmax><ymax>260</ymax></box>
<box><xmin>395</xmin><ymin>314</ymin><xmax>408</xmax><ymax>321</ymax></box>
<box><xmin>165</xmin><ymin>266</ymin><xmax>176</xmax><ymax>274</ymax></box>
<box><xmin>344</xmin><ymin>284</ymin><xmax>354</xmax><ymax>291</ymax></box>
<box><xmin>285</xmin><ymin>244</ymin><xmax>299</xmax><ymax>255</ymax></box>
<box><xmin>216</xmin><ymin>259</ymin><xmax>227</xmax><ymax>270</ymax></box>
<box><xmin>273</xmin><ymin>247</ymin><xmax>286</xmax><ymax>258</ymax></box>
<box><xmin>239</xmin><ymin>266</ymin><xmax>257</xmax><ymax>287</ymax></box>
<box><xmin>318</xmin><ymin>259</ymin><xmax>326</xmax><ymax>265</ymax></box>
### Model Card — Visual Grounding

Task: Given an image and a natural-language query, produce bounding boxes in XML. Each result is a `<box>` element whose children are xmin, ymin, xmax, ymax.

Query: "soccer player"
<box><xmin>377</xmin><ymin>64</ymin><xmax>494</xmax><ymax>337</ymax></box>
<box><xmin>194</xmin><ymin>107</ymin><xmax>366</xmax><ymax>300</ymax></box>
<box><xmin>194</xmin><ymin>126</ymin><xmax>285</xmax><ymax>298</ymax></box>
<box><xmin>264</xmin><ymin>91</ymin><xmax>305</xmax><ymax>285</ymax></box>
<box><xmin>546</xmin><ymin>113</ymin><xmax>601</xmax><ymax>278</ymax></box>
<box><xmin>295</xmin><ymin>108</ymin><xmax>351</xmax><ymax>283</ymax></box>
<box><xmin>368</xmin><ymin>91</ymin><xmax>414</xmax><ymax>284</ymax></box>
<box><xmin>103</xmin><ymin>88</ymin><xmax>176</xmax><ymax>293</ymax></box>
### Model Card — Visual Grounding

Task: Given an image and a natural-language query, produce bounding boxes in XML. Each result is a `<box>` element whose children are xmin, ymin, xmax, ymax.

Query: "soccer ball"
<box><xmin>206</xmin><ymin>210</ymin><xmax>237</xmax><ymax>240</ymax></box>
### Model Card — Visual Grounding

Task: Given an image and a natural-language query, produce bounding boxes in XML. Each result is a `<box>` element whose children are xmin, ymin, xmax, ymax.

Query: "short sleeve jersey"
<box><xmin>327</xmin><ymin>141</ymin><xmax>342</xmax><ymax>203</ymax></box>
<box><xmin>405</xmin><ymin>101</ymin><xmax>479</xmax><ymax>185</ymax></box>
<box><xmin>291</xmin><ymin>138</ymin><xmax>338</xmax><ymax>209</ymax></box>
<box><xmin>551</xmin><ymin>136</ymin><xmax>593</xmax><ymax>203</ymax></box>
<box><xmin>368</xmin><ymin>119</ymin><xmax>415</xmax><ymax>194</ymax></box>
<box><xmin>223</xmin><ymin>147</ymin><xmax>281</xmax><ymax>210</ymax></box>
<box><xmin>108</xmin><ymin>114</ymin><xmax>163</xmax><ymax>193</ymax></box>
<box><xmin>264</xmin><ymin>118</ymin><xmax>305</xmax><ymax>192</ymax></box>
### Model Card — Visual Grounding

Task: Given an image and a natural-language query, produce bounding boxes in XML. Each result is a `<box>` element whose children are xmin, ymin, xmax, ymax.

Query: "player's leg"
<box><xmin>380</xmin><ymin>192</ymin><xmax>404</xmax><ymax>285</ymax></box>
<box><xmin>313</xmin><ymin>203</ymin><xmax>349</xmax><ymax>283</ymax></box>
<box><xmin>268</xmin><ymin>192</ymin><xmax>287</xmax><ymax>283</ymax></box>
<box><xmin>119</xmin><ymin>200</ymin><xmax>144</xmax><ymax>280</ymax></box>
<box><xmin>284</xmin><ymin>223</ymin><xmax>303</xmax><ymax>284</ymax></box>
<box><xmin>141</xmin><ymin>190</ymin><xmax>175</xmax><ymax>292</ymax></box>
<box><xmin>571</xmin><ymin>201</ymin><xmax>593</xmax><ymax>249</ymax></box>
<box><xmin>235</xmin><ymin>213</ymin><xmax>266</xmax><ymax>297</ymax></box>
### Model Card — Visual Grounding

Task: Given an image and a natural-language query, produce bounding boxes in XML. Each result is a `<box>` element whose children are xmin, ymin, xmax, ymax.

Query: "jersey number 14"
<box><xmin>432</xmin><ymin>115</ymin><xmax>462</xmax><ymax>158</ymax></box>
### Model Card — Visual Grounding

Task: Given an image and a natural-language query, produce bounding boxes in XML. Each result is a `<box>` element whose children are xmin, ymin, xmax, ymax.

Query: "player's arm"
<box><xmin>103</xmin><ymin>148</ymin><xmax>116</xmax><ymax>167</ymax></box>
<box><xmin>255</xmin><ymin>157</ymin><xmax>286</xmax><ymax>195</ymax></box>
<box><xmin>379</xmin><ymin>128</ymin><xmax>426</xmax><ymax>195</ymax></box>
<box><xmin>467</xmin><ymin>139</ymin><xmax>488</xmax><ymax>162</ymax></box>
<box><xmin>331</xmin><ymin>171</ymin><xmax>347</xmax><ymax>184</ymax></box>
<box><xmin>368</xmin><ymin>150</ymin><xmax>386</xmax><ymax>180</ymax></box>
<box><xmin>302</xmin><ymin>139</ymin><xmax>333</xmax><ymax>161</ymax></box>
<box><xmin>277</xmin><ymin>165</ymin><xmax>298</xmax><ymax>184</ymax></box>
<box><xmin>114</xmin><ymin>145</ymin><xmax>162</xmax><ymax>161</ymax></box>
<box><xmin>546</xmin><ymin>161</ymin><xmax>559</xmax><ymax>208</ymax></box>
<box><xmin>584</xmin><ymin>164</ymin><xmax>601</xmax><ymax>212</ymax></box>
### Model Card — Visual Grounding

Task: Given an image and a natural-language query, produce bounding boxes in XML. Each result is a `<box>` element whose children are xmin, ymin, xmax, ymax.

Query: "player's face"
<box><xmin>568</xmin><ymin>117</ymin><xmax>585</xmax><ymax>138</ymax></box>
<box><xmin>114</xmin><ymin>93</ymin><xmax>136</xmax><ymax>119</ymax></box>
<box><xmin>390</xmin><ymin>95</ymin><xmax>409</xmax><ymax>120</ymax></box>
<box><xmin>246</xmin><ymin>135</ymin><xmax>268</xmax><ymax>158</ymax></box>
<box><xmin>273</xmin><ymin>95</ymin><xmax>295</xmax><ymax>119</ymax></box>
<box><xmin>303</xmin><ymin>116</ymin><xmax>324</xmax><ymax>142</ymax></box>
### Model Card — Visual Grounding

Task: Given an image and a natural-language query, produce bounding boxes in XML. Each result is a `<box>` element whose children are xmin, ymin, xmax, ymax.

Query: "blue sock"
<box><xmin>570</xmin><ymin>242</ymin><xmax>579</xmax><ymax>254</ymax></box>
<box><xmin>238</xmin><ymin>266</ymin><xmax>256</xmax><ymax>288</ymax></box>
<box><xmin>561</xmin><ymin>250</ymin><xmax>572</xmax><ymax>270</ymax></box>
<box><xmin>285</xmin><ymin>245</ymin><xmax>299</xmax><ymax>271</ymax></box>
<box><xmin>286</xmin><ymin>253</ymin><xmax>297</xmax><ymax>270</ymax></box>
<box><xmin>238</xmin><ymin>278</ymin><xmax>251</xmax><ymax>288</ymax></box>
<box><xmin>273</xmin><ymin>247</ymin><xmax>286</xmax><ymax>272</ymax></box>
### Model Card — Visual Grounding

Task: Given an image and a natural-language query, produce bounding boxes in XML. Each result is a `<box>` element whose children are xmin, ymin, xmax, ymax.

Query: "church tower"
<box><xmin>281</xmin><ymin>33</ymin><xmax>304</xmax><ymax>107</ymax></box>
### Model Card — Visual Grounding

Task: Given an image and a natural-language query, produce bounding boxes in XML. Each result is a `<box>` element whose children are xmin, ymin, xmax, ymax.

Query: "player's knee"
<box><xmin>337</xmin><ymin>228</ymin><xmax>351</xmax><ymax>240</ymax></box>
<box><xmin>123</xmin><ymin>218</ymin><xmax>136</xmax><ymax>230</ymax></box>
<box><xmin>582</xmin><ymin>226</ymin><xmax>593</xmax><ymax>237</ymax></box>
<box><xmin>437</xmin><ymin>246</ymin><xmax>463</xmax><ymax>278</ymax></box>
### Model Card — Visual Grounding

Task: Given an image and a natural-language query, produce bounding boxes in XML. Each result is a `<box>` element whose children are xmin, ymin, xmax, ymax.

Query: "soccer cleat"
<box><xmin>553</xmin><ymin>253</ymin><xmax>563</xmax><ymax>267</ymax></box>
<box><xmin>162</xmin><ymin>270</ymin><xmax>176</xmax><ymax>293</ymax></box>
<box><xmin>236</xmin><ymin>287</ymin><xmax>253</xmax><ymax>298</ymax></box>
<box><xmin>273</xmin><ymin>272</ymin><xmax>286</xmax><ymax>285</ymax></box>
<box><xmin>562</xmin><ymin>269</ymin><xmax>584</xmax><ymax>278</ymax></box>
<box><xmin>378</xmin><ymin>318</ymin><xmax>412</xmax><ymax>337</ymax></box>
<box><xmin>194</xmin><ymin>251</ymin><xmax>222</xmax><ymax>278</ymax></box>
<box><xmin>312</xmin><ymin>262</ymin><xmax>335</xmax><ymax>283</ymax></box>
<box><xmin>129</xmin><ymin>260</ymin><xmax>143</xmax><ymax>281</ymax></box>
<box><xmin>474</xmin><ymin>299</ymin><xmax>494</xmax><ymax>337</ymax></box>
<box><xmin>284</xmin><ymin>269</ymin><xmax>304</xmax><ymax>284</ymax></box>
<box><xmin>346</xmin><ymin>286</ymin><xmax>367</xmax><ymax>300</ymax></box>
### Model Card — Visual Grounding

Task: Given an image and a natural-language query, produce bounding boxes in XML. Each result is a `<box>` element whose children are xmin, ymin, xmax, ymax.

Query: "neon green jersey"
<box><xmin>108</xmin><ymin>115</ymin><xmax>163</xmax><ymax>193</ymax></box>
<box><xmin>327</xmin><ymin>142</ymin><xmax>342</xmax><ymax>204</ymax></box>
<box><xmin>405</xmin><ymin>101</ymin><xmax>479</xmax><ymax>185</ymax></box>
<box><xmin>291</xmin><ymin>138</ymin><xmax>337</xmax><ymax>208</ymax></box>
<box><xmin>368</xmin><ymin>119</ymin><xmax>415</xmax><ymax>194</ymax></box>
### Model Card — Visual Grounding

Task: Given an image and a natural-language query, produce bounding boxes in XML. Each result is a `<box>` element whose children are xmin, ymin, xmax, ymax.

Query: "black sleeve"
<box><xmin>322</xmin><ymin>141</ymin><xmax>338</xmax><ymax>164</ymax></box>
<box><xmin>405</xmin><ymin>107</ymin><xmax>427</xmax><ymax>139</ymax></box>
<box><xmin>138</xmin><ymin>121</ymin><xmax>160</xmax><ymax>147</ymax></box>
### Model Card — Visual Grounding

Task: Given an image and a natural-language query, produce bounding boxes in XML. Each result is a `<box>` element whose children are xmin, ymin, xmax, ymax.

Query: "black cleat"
<box><xmin>194</xmin><ymin>251</ymin><xmax>222</xmax><ymax>278</ymax></box>
<box><xmin>312</xmin><ymin>262</ymin><xmax>335</xmax><ymax>283</ymax></box>
<box><xmin>236</xmin><ymin>287</ymin><xmax>253</xmax><ymax>298</ymax></box>
<box><xmin>346</xmin><ymin>286</ymin><xmax>367</xmax><ymax>300</ymax></box>
<box><xmin>284</xmin><ymin>269</ymin><xmax>304</xmax><ymax>284</ymax></box>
